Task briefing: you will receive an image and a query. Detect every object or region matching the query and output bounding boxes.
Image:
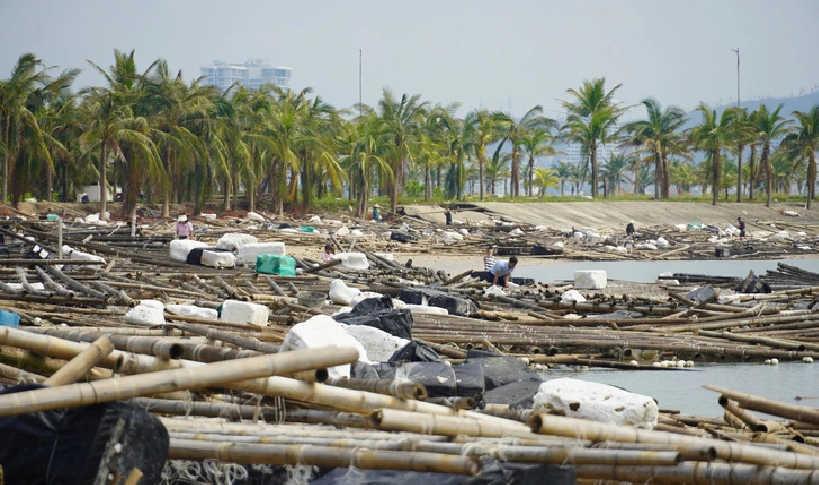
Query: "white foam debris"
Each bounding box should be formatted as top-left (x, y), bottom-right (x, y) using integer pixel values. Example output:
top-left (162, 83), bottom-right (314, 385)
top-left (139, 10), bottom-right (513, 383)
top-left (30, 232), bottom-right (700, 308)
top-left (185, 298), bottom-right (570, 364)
top-left (220, 299), bottom-right (269, 326)
top-left (310, 215), bottom-right (322, 223)
top-left (374, 253), bottom-right (394, 261)
top-left (336, 227), bottom-right (350, 236)
top-left (236, 242), bottom-right (286, 264)
top-left (534, 377), bottom-right (660, 429)
top-left (329, 279), bottom-right (360, 305)
top-left (655, 237), bottom-right (669, 248)
top-left (62, 245), bottom-right (106, 264)
top-left (673, 223), bottom-right (687, 232)
top-left (783, 210), bottom-right (799, 216)
top-left (247, 211), bottom-right (265, 222)
top-left (402, 304), bottom-right (449, 315)
top-left (125, 300), bottom-right (165, 326)
top-left (166, 305), bottom-right (218, 320)
top-left (169, 239), bottom-right (208, 262)
top-left (769, 231), bottom-right (790, 241)
top-left (350, 229), bottom-right (364, 237)
top-left (201, 250), bottom-right (236, 268)
top-left (201, 213), bottom-right (217, 221)
top-left (574, 270), bottom-right (607, 290)
top-left (442, 230), bottom-right (463, 241)
top-left (280, 315), bottom-right (368, 378)
top-left (216, 233), bottom-right (258, 251)
top-left (334, 253), bottom-right (369, 270)
top-left (349, 291), bottom-right (385, 307)
top-left (561, 290), bottom-right (586, 302)
top-left (342, 324), bottom-right (409, 362)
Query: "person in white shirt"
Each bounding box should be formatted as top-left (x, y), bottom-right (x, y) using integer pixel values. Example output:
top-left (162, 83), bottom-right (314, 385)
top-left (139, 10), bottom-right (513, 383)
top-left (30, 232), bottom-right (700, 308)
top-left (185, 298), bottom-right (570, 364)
top-left (490, 256), bottom-right (518, 288)
top-left (321, 244), bottom-right (335, 263)
top-left (175, 214), bottom-right (194, 240)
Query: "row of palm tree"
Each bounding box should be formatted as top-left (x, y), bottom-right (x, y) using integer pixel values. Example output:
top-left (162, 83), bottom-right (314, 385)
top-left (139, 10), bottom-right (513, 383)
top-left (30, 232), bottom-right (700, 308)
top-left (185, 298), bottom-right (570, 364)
top-left (2, 51), bottom-right (819, 221)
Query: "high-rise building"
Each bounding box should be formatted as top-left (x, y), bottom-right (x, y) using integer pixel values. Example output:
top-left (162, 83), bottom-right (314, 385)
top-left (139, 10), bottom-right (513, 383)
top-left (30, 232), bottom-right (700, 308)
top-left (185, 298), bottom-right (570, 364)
top-left (200, 59), bottom-right (291, 93)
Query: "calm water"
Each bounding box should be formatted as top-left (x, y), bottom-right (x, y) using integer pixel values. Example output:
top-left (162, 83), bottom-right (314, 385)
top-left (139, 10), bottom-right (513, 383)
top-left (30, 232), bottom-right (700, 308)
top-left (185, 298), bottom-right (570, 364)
top-left (517, 258), bottom-right (819, 284)
top-left (544, 363), bottom-right (819, 418)
top-left (517, 258), bottom-right (819, 417)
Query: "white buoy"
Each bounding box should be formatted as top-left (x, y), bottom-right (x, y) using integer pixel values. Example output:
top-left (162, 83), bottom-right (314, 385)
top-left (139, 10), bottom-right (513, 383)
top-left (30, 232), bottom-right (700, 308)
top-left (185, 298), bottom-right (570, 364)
top-left (652, 361), bottom-right (661, 367)
top-left (629, 360), bottom-right (638, 366)
top-left (764, 359), bottom-right (772, 365)
top-left (686, 361), bottom-right (695, 368)
top-left (804, 357), bottom-right (814, 363)
top-left (770, 358), bottom-right (779, 366)
top-left (676, 360), bottom-right (686, 368)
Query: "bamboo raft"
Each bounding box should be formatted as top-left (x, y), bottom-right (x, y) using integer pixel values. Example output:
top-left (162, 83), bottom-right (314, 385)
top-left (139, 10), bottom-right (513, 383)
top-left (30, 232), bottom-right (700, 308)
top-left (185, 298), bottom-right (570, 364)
top-left (0, 213), bottom-right (817, 483)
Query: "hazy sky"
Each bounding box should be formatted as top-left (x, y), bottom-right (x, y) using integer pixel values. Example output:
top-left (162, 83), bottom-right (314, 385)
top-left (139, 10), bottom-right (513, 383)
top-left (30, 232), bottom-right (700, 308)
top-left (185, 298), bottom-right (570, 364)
top-left (2, 1), bottom-right (818, 119)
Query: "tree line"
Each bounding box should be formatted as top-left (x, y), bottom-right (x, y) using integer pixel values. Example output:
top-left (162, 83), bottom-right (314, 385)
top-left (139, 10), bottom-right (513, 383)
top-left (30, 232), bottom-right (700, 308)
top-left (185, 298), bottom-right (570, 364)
top-left (2, 50), bottom-right (818, 220)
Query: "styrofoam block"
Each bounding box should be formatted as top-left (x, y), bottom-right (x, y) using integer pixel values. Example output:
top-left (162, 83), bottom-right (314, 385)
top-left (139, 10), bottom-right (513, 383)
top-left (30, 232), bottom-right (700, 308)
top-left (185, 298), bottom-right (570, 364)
top-left (770, 231), bottom-right (790, 241)
top-left (216, 232), bottom-right (258, 250)
top-left (334, 253), bottom-right (369, 270)
top-left (309, 215), bottom-right (322, 223)
top-left (380, 231), bottom-right (393, 238)
top-left (139, 299), bottom-right (165, 310)
top-left (673, 224), bottom-right (687, 232)
top-left (534, 378), bottom-right (660, 429)
top-left (374, 253), bottom-right (394, 261)
top-left (221, 299), bottom-right (269, 326)
top-left (656, 237), bottom-right (669, 248)
top-left (510, 228), bottom-right (525, 237)
top-left (572, 231), bottom-right (584, 239)
top-left (329, 279), bottom-right (360, 305)
top-left (169, 239), bottom-right (208, 261)
top-left (201, 213), bottom-right (217, 221)
top-left (350, 229), bottom-right (364, 237)
top-left (574, 270), bottom-right (607, 290)
top-left (553, 241), bottom-right (564, 248)
top-left (6, 282), bottom-right (45, 291)
top-left (797, 231), bottom-right (807, 237)
top-left (86, 213), bottom-right (100, 223)
top-left (752, 230), bottom-right (771, 239)
top-left (561, 290), bottom-right (586, 302)
top-left (349, 291), bottom-right (384, 307)
top-left (580, 227), bottom-right (599, 238)
top-left (236, 242), bottom-right (286, 264)
top-left (247, 211), bottom-right (265, 222)
top-left (459, 228), bottom-right (469, 235)
top-left (69, 248), bottom-right (106, 264)
top-left (280, 315), bottom-right (368, 378)
top-left (201, 250), bottom-right (236, 268)
top-left (342, 324), bottom-right (409, 362)
top-left (484, 286), bottom-right (506, 297)
top-left (403, 304), bottom-right (449, 316)
top-left (443, 230), bottom-right (463, 240)
top-left (125, 305), bottom-right (165, 326)
top-left (166, 304), bottom-right (218, 320)
top-left (783, 210), bottom-right (799, 216)
top-left (336, 227), bottom-right (350, 236)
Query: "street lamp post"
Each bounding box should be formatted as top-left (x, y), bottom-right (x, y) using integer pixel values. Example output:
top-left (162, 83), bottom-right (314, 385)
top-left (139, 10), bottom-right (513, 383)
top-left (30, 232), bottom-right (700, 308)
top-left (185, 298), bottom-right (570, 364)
top-left (733, 47), bottom-right (741, 202)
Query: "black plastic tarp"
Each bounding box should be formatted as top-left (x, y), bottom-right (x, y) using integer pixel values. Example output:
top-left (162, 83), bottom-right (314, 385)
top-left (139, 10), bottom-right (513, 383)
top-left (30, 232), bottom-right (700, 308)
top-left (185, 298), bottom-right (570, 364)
top-left (334, 308), bottom-right (413, 340)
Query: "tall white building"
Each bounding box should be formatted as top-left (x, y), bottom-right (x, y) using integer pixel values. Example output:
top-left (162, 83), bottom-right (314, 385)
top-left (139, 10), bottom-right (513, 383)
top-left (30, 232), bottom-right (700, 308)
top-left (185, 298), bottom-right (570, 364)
top-left (200, 60), bottom-right (292, 93)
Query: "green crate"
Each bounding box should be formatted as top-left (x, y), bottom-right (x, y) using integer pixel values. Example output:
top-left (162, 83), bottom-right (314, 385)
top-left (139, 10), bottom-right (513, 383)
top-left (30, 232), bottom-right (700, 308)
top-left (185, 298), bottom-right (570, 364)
top-left (256, 254), bottom-right (297, 276)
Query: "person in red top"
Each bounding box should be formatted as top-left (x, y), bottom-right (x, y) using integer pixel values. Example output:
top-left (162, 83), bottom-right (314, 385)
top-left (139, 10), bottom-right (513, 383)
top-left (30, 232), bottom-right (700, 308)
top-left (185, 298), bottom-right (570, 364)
top-left (175, 214), bottom-right (194, 240)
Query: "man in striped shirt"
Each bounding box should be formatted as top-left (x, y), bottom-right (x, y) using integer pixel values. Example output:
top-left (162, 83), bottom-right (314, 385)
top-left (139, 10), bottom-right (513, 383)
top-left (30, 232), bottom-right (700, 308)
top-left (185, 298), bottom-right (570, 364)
top-left (483, 248), bottom-right (496, 271)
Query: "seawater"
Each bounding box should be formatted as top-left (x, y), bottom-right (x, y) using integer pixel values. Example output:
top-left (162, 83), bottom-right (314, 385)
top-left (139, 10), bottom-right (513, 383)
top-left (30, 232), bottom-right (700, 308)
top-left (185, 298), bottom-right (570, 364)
top-left (517, 258), bottom-right (819, 417)
top-left (516, 257), bottom-right (819, 284)
top-left (543, 362), bottom-right (819, 418)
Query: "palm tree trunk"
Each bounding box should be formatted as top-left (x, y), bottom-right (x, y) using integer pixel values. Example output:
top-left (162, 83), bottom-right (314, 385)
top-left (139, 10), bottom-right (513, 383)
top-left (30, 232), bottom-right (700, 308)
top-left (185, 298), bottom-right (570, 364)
top-left (590, 145), bottom-right (598, 198)
top-left (749, 145), bottom-right (757, 200)
top-left (527, 155), bottom-right (535, 197)
top-left (808, 151), bottom-right (816, 210)
top-left (99, 138), bottom-right (108, 220)
top-left (222, 178), bottom-right (230, 212)
top-left (510, 146), bottom-right (519, 198)
top-left (232, 173), bottom-right (240, 211)
top-left (653, 151), bottom-right (662, 200)
top-left (2, 116), bottom-right (10, 204)
top-left (736, 144), bottom-right (743, 202)
top-left (712, 150), bottom-right (720, 206)
top-left (762, 143), bottom-right (772, 207)
top-left (162, 146), bottom-right (171, 218)
top-left (425, 161), bottom-right (431, 202)
top-left (661, 154), bottom-right (670, 199)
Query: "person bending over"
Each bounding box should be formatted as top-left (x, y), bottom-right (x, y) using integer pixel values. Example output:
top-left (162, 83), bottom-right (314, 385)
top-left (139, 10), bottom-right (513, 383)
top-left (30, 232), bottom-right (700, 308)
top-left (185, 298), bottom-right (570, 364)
top-left (491, 256), bottom-right (518, 288)
top-left (737, 217), bottom-right (746, 240)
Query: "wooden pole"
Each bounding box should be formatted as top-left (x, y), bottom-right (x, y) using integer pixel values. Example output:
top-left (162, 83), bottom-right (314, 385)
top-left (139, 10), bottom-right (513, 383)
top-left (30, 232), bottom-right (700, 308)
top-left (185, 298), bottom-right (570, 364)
top-left (44, 335), bottom-right (115, 386)
top-left (705, 385), bottom-right (819, 425)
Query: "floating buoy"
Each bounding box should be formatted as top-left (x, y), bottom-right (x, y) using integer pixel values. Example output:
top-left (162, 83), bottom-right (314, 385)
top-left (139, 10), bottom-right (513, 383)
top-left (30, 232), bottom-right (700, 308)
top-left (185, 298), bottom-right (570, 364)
top-left (804, 357), bottom-right (814, 364)
top-left (765, 359), bottom-right (772, 365)
top-left (676, 360), bottom-right (686, 368)
top-left (629, 360), bottom-right (638, 366)
top-left (652, 361), bottom-right (661, 367)
top-left (770, 358), bottom-right (779, 366)
top-left (686, 361), bottom-right (695, 368)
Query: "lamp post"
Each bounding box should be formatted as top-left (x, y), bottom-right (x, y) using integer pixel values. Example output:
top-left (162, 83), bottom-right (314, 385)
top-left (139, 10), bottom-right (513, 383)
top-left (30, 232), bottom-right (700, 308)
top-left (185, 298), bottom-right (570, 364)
top-left (733, 48), bottom-right (741, 202)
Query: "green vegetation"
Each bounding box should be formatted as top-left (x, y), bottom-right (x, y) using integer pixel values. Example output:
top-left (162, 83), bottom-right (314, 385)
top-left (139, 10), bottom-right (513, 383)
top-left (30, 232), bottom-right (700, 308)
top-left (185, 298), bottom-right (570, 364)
top-left (2, 50), bottom-right (818, 219)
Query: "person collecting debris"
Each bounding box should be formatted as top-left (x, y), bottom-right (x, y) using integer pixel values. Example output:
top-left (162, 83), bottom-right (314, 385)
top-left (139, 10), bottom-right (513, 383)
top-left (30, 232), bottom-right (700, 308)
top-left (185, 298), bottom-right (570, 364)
top-left (175, 214), bottom-right (194, 240)
top-left (372, 204), bottom-right (382, 222)
top-left (483, 247), bottom-right (496, 271)
top-left (626, 221), bottom-right (635, 237)
top-left (737, 217), bottom-right (746, 241)
top-left (490, 256), bottom-right (518, 288)
top-left (321, 244), bottom-right (335, 263)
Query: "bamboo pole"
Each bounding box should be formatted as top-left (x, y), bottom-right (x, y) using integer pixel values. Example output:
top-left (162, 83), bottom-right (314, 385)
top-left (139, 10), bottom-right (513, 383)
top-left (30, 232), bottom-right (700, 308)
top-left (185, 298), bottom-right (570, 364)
top-left (326, 377), bottom-right (427, 401)
top-left (0, 346), bottom-right (359, 417)
top-left (529, 414), bottom-right (819, 469)
top-left (168, 439), bottom-right (481, 476)
top-left (369, 408), bottom-right (532, 438)
top-left (706, 385), bottom-right (819, 425)
top-left (44, 335), bottom-right (115, 386)
top-left (574, 462), bottom-right (819, 484)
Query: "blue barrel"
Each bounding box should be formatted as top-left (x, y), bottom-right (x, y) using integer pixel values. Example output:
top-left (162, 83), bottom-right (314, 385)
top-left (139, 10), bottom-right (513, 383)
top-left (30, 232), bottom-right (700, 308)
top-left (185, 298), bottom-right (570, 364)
top-left (0, 309), bottom-right (20, 327)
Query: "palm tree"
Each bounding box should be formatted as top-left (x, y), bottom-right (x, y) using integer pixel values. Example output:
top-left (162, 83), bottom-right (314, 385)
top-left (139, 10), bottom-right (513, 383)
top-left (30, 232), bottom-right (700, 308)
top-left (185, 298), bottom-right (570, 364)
top-left (533, 168), bottom-right (559, 197)
top-left (599, 151), bottom-right (632, 197)
top-left (729, 108), bottom-right (754, 202)
top-left (785, 105), bottom-right (819, 208)
top-left (553, 160), bottom-right (574, 196)
top-left (503, 105), bottom-right (556, 198)
top-left (467, 109), bottom-right (509, 201)
top-left (622, 98), bottom-right (687, 199)
top-left (485, 141), bottom-right (510, 195)
top-left (378, 89), bottom-right (427, 212)
top-left (560, 78), bottom-right (628, 198)
top-left (0, 53), bottom-right (72, 204)
top-left (340, 113), bottom-right (394, 217)
top-left (669, 158), bottom-right (698, 195)
top-left (751, 104), bottom-right (792, 207)
top-left (689, 103), bottom-right (735, 205)
top-left (518, 120), bottom-right (558, 197)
